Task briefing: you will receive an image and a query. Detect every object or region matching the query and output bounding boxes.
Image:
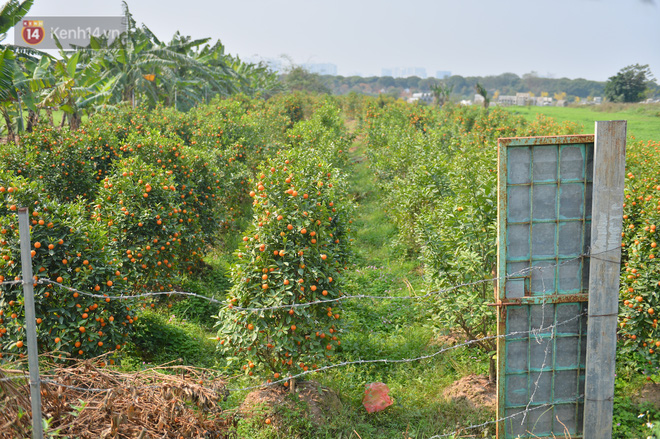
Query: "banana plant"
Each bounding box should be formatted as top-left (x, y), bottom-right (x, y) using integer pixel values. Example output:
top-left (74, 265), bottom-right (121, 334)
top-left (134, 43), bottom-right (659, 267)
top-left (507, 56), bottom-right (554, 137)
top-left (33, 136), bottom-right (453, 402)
top-left (227, 54), bottom-right (282, 98)
top-left (15, 54), bottom-right (56, 130)
top-left (83, 3), bottom-right (230, 109)
top-left (0, 0), bottom-right (42, 139)
top-left (40, 39), bottom-right (116, 129)
top-left (0, 0), bottom-right (33, 41)
top-left (0, 47), bottom-right (20, 139)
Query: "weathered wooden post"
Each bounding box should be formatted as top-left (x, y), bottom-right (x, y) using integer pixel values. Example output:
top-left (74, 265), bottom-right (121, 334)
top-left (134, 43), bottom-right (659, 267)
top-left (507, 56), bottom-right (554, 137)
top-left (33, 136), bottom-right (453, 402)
top-left (583, 120), bottom-right (627, 439)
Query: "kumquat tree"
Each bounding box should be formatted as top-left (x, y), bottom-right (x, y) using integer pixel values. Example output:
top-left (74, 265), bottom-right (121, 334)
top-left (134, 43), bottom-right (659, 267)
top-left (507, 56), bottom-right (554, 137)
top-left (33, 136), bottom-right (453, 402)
top-left (0, 173), bottom-right (134, 362)
top-left (363, 103), bottom-right (583, 379)
top-left (0, 98), bottom-right (293, 362)
top-left (215, 106), bottom-right (354, 383)
top-left (215, 162), bottom-right (351, 381)
top-left (619, 139), bottom-right (660, 372)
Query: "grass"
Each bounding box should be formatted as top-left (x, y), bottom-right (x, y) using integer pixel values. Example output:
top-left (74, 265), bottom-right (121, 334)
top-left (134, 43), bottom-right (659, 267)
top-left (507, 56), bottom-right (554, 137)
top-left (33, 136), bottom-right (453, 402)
top-left (125, 308), bottom-right (222, 369)
top-left (502, 103), bottom-right (660, 142)
top-left (299, 128), bottom-right (494, 438)
top-left (1, 109), bottom-right (89, 138)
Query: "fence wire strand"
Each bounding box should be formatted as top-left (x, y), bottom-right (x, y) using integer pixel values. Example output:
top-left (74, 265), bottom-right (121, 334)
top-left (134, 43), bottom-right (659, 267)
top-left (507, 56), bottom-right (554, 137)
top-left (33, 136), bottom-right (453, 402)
top-left (3, 246), bottom-right (619, 315)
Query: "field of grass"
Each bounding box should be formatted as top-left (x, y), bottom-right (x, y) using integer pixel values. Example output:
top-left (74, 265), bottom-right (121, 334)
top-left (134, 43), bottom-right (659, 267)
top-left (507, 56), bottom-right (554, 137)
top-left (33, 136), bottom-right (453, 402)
top-left (501, 103), bottom-right (660, 142)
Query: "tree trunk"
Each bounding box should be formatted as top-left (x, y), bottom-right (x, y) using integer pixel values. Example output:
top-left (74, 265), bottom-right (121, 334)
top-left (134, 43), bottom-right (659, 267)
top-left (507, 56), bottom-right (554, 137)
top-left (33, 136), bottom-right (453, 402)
top-left (489, 355), bottom-right (497, 383)
top-left (70, 112), bottom-right (82, 131)
top-left (26, 109), bottom-right (39, 132)
top-left (46, 108), bottom-right (54, 127)
top-left (1, 108), bottom-right (15, 144)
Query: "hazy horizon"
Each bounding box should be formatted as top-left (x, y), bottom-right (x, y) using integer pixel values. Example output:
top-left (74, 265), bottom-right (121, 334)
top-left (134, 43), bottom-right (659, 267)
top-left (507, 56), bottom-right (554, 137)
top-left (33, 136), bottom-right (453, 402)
top-left (7, 0), bottom-right (660, 82)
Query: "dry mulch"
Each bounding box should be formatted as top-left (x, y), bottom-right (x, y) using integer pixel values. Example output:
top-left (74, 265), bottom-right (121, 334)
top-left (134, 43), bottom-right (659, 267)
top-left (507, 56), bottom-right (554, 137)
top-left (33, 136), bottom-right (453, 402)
top-left (0, 357), bottom-right (232, 438)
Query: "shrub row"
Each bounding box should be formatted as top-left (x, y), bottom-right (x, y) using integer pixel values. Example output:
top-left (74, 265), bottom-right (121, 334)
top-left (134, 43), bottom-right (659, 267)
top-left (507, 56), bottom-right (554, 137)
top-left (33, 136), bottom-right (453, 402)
top-left (0, 96), bottom-right (301, 360)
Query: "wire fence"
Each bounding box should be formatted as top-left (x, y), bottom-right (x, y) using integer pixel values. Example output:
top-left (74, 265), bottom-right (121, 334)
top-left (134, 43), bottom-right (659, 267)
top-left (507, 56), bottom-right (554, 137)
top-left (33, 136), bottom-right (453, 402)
top-left (0, 246), bottom-right (610, 438)
top-left (0, 315), bottom-right (585, 439)
top-left (10, 247), bottom-right (608, 311)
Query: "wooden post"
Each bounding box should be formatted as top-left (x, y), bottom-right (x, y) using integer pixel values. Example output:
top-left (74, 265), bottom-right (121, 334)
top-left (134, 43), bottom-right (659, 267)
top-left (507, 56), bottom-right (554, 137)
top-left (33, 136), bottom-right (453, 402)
top-left (583, 121), bottom-right (626, 439)
top-left (18, 208), bottom-right (44, 439)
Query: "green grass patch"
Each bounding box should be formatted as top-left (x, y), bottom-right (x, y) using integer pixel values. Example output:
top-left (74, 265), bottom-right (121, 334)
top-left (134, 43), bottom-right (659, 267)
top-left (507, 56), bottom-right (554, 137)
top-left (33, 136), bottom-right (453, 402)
top-left (125, 308), bottom-right (221, 369)
top-left (502, 103), bottom-right (660, 141)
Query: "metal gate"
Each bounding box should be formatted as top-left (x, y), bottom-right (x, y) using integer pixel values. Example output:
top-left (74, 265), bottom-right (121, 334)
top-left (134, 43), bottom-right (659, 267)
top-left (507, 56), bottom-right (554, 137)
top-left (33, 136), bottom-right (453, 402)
top-left (496, 135), bottom-right (596, 438)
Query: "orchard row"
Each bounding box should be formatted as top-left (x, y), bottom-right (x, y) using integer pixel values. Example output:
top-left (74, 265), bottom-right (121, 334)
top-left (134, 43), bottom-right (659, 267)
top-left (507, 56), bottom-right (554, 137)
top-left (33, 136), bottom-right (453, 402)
top-left (364, 102), bottom-right (659, 371)
top-left (0, 93), bottom-right (342, 361)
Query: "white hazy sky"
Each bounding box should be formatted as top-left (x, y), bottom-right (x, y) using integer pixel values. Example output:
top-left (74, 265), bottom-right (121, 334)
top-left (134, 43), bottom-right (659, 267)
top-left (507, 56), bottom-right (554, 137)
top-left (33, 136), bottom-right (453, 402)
top-left (8, 0), bottom-right (660, 81)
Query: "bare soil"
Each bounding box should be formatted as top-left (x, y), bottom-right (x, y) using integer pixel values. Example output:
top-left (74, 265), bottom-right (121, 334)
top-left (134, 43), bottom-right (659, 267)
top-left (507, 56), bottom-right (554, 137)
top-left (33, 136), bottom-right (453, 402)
top-left (634, 382), bottom-right (660, 410)
top-left (239, 380), bottom-right (342, 428)
top-left (443, 374), bottom-right (496, 411)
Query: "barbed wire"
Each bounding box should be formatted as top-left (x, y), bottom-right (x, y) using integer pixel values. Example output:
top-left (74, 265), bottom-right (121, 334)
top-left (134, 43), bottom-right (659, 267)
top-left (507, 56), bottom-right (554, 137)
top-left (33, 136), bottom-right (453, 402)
top-left (0, 279), bottom-right (24, 287)
top-left (426, 399), bottom-right (585, 439)
top-left (34, 278), bottom-right (225, 304)
top-left (0, 375), bottom-right (28, 383)
top-left (0, 310), bottom-right (585, 439)
top-left (231, 312), bottom-right (586, 392)
top-left (0, 246), bottom-right (619, 316)
top-left (0, 284), bottom-right (593, 438)
top-left (0, 310), bottom-right (584, 398)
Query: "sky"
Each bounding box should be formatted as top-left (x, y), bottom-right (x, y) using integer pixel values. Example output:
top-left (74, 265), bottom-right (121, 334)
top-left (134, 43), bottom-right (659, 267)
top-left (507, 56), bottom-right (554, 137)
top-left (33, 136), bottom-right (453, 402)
top-left (7, 0), bottom-right (660, 81)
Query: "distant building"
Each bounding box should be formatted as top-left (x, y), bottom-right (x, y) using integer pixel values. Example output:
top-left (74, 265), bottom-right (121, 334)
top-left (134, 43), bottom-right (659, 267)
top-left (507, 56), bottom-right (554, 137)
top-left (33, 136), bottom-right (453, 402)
top-left (536, 96), bottom-right (553, 106)
top-left (498, 95), bottom-right (517, 106)
top-left (496, 93), bottom-right (554, 107)
top-left (302, 63), bottom-right (338, 75)
top-left (435, 70), bottom-right (451, 79)
top-left (247, 57), bottom-right (284, 73)
top-left (408, 92), bottom-right (433, 104)
top-left (516, 93), bottom-right (531, 106)
top-left (413, 67), bottom-right (427, 78)
top-left (383, 67), bottom-right (427, 78)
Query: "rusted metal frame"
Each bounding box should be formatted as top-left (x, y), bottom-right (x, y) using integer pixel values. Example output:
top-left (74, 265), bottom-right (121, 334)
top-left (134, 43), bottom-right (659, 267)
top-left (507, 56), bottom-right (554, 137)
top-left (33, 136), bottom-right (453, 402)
top-left (496, 137), bottom-right (509, 438)
top-left (498, 134), bottom-right (595, 148)
top-left (491, 294), bottom-right (589, 307)
top-left (497, 135), bottom-right (596, 439)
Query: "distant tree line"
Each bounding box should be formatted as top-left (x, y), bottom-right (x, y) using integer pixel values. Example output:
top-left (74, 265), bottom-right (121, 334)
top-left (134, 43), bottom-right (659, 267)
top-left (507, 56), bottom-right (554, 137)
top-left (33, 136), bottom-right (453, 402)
top-left (304, 70), bottom-right (659, 103)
